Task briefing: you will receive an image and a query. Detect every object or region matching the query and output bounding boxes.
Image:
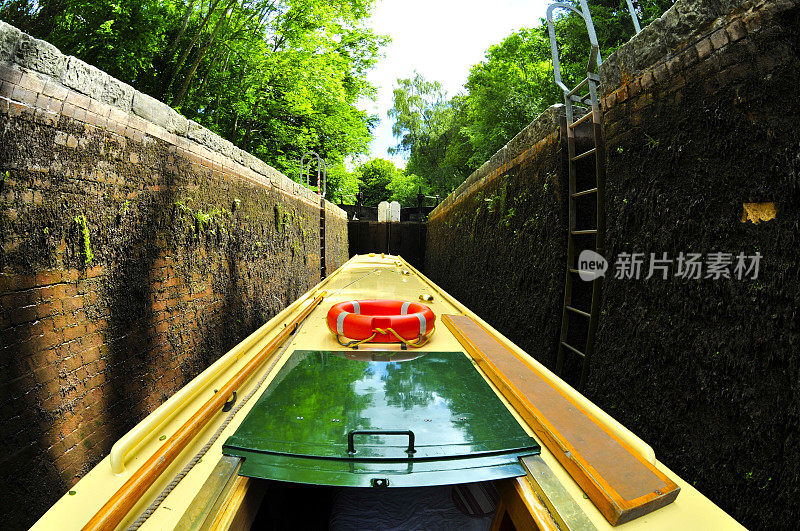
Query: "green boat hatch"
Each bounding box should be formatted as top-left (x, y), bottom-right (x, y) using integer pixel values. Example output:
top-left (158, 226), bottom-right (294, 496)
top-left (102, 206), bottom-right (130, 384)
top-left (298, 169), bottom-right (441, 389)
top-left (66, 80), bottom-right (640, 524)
top-left (222, 350), bottom-right (540, 487)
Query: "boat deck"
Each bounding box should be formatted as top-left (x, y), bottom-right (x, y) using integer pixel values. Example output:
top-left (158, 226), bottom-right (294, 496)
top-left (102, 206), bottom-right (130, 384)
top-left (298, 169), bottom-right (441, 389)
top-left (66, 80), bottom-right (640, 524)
top-left (34, 254), bottom-right (742, 530)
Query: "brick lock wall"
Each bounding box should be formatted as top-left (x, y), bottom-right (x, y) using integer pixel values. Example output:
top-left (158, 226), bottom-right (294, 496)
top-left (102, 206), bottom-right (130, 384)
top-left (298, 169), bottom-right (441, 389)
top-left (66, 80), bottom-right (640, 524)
top-left (425, 107), bottom-right (571, 370)
top-left (0, 25), bottom-right (348, 529)
top-left (589, 0), bottom-right (800, 526)
top-left (425, 0), bottom-right (800, 526)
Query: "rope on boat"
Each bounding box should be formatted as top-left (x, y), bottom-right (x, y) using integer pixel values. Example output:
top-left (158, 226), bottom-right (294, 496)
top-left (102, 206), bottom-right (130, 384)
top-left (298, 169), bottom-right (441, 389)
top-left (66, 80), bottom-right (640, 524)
top-left (327, 267), bottom-right (378, 298)
top-left (331, 325), bottom-right (435, 349)
top-left (127, 318), bottom-right (308, 530)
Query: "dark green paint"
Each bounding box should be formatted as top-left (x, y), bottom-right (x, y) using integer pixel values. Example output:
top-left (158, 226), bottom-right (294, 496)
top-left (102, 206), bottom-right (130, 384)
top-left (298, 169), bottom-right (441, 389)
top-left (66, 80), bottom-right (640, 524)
top-left (223, 350), bottom-right (539, 487)
top-left (234, 451), bottom-right (535, 488)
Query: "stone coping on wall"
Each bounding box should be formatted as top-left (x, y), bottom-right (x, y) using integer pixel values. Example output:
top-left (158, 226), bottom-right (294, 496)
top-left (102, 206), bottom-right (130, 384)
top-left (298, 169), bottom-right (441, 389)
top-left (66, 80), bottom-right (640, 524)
top-left (429, 104), bottom-right (586, 220)
top-left (597, 0), bottom-right (781, 95)
top-left (0, 20), bottom-right (346, 219)
top-left (430, 0), bottom-right (782, 218)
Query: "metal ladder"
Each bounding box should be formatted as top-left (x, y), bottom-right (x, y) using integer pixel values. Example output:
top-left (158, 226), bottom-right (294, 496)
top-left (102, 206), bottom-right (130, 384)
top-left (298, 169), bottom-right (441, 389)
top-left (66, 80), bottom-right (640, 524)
top-left (546, 0), bottom-right (607, 391)
top-left (300, 152), bottom-right (328, 279)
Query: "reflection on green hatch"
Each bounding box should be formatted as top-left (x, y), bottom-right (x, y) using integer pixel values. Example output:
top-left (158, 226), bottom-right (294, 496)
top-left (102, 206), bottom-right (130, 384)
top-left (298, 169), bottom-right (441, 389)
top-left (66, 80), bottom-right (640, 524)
top-left (223, 350), bottom-right (540, 487)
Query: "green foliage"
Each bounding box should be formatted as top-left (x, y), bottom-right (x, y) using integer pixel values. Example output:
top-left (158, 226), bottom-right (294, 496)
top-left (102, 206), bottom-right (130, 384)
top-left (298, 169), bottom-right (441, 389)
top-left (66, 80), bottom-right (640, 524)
top-left (195, 207), bottom-right (225, 232)
top-left (352, 157), bottom-right (431, 207)
top-left (326, 162), bottom-right (361, 204)
top-left (387, 73), bottom-right (466, 195)
top-left (355, 157), bottom-right (399, 206)
top-left (73, 214), bottom-right (94, 264)
top-left (461, 28), bottom-right (559, 166)
top-left (274, 204), bottom-right (284, 232)
top-left (388, 172), bottom-right (429, 206)
top-left (388, 0), bottom-right (675, 198)
top-left (387, 72), bottom-right (447, 155)
top-left (1, 0), bottom-right (388, 180)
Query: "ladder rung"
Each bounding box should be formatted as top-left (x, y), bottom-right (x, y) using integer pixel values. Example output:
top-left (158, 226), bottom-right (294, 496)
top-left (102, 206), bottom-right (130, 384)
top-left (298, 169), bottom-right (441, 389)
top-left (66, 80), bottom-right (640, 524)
top-left (571, 148), bottom-right (597, 162)
top-left (569, 112), bottom-right (594, 128)
top-left (567, 77), bottom-right (589, 97)
top-left (566, 305), bottom-right (591, 318)
top-left (571, 187), bottom-right (598, 198)
top-left (571, 229), bottom-right (598, 235)
top-left (561, 341), bottom-right (586, 358)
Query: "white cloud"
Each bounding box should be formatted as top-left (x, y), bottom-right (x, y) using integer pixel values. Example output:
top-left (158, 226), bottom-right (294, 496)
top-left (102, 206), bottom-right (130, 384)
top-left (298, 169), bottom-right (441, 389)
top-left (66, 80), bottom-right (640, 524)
top-left (360, 0), bottom-right (551, 168)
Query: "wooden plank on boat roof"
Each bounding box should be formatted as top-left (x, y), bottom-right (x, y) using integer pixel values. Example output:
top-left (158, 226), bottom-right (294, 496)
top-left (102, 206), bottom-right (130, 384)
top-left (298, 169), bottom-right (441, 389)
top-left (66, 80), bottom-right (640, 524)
top-left (442, 314), bottom-right (680, 526)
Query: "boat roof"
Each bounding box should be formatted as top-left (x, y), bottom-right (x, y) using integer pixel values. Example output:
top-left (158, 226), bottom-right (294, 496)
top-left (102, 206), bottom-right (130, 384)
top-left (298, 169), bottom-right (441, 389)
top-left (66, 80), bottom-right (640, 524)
top-left (33, 254), bottom-right (742, 530)
top-left (222, 349), bottom-right (540, 487)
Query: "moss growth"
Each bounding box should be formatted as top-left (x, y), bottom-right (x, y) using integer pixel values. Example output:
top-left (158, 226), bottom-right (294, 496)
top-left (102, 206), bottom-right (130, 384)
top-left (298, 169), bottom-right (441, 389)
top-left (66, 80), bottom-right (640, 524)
top-left (274, 204), bottom-right (284, 232)
top-left (195, 208), bottom-right (225, 232)
top-left (174, 197), bottom-right (228, 233)
top-left (73, 214), bottom-right (94, 265)
top-left (174, 198), bottom-right (192, 214)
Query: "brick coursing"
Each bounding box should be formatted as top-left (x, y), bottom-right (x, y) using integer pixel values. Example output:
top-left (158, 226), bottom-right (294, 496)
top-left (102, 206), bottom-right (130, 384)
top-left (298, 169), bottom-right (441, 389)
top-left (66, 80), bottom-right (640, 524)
top-left (0, 30), bottom-right (347, 530)
top-left (426, 0), bottom-right (800, 527)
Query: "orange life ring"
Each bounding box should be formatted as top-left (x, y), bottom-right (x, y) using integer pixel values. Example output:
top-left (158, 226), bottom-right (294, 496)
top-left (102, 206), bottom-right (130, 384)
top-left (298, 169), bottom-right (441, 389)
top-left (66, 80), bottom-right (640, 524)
top-left (326, 299), bottom-right (436, 347)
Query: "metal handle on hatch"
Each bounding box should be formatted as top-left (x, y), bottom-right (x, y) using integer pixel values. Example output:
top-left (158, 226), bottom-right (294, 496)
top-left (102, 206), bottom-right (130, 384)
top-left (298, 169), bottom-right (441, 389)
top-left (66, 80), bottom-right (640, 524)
top-left (347, 430), bottom-right (416, 455)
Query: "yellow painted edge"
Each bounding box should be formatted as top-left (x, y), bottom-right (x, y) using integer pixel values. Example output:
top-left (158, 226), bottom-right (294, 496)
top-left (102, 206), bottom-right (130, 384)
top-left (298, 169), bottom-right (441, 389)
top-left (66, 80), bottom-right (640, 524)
top-left (396, 254), bottom-right (657, 464)
top-left (107, 256), bottom-right (356, 473)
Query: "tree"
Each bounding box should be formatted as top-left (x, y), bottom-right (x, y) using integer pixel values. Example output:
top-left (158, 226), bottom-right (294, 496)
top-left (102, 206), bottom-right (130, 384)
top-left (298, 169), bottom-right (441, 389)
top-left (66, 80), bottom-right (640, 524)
top-left (462, 27), bottom-right (559, 166)
top-left (388, 172), bottom-right (429, 206)
top-left (385, 0), bottom-right (676, 199)
top-left (326, 162), bottom-right (361, 204)
top-left (356, 158), bottom-right (398, 207)
top-left (388, 72), bottom-right (468, 196)
top-left (387, 72), bottom-right (447, 155)
top-left (0, 0), bottom-right (388, 184)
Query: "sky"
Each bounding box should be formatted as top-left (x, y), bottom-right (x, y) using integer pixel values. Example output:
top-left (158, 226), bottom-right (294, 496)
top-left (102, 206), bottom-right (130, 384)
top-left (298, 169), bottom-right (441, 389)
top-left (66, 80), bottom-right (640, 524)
top-left (360, 0), bottom-right (551, 168)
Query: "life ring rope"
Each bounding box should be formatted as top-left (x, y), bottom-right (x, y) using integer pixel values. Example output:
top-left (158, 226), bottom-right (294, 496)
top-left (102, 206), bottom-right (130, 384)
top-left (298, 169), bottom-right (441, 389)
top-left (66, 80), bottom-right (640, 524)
top-left (326, 319), bottom-right (436, 349)
top-left (325, 299), bottom-right (436, 349)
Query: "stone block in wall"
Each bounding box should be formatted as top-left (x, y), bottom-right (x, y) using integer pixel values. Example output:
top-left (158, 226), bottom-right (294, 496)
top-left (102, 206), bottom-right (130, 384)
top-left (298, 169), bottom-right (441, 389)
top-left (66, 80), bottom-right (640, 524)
top-left (505, 104), bottom-right (566, 160)
top-left (232, 146), bottom-right (249, 167)
top-left (165, 107), bottom-right (188, 135)
top-left (132, 91), bottom-right (171, 130)
top-left (188, 119), bottom-right (228, 153)
top-left (62, 56), bottom-right (108, 101)
top-left (100, 78), bottom-right (135, 113)
top-left (13, 33), bottom-right (66, 79)
top-left (217, 137), bottom-right (236, 160)
top-left (0, 20), bottom-right (22, 62)
top-left (599, 0), bottom-right (753, 94)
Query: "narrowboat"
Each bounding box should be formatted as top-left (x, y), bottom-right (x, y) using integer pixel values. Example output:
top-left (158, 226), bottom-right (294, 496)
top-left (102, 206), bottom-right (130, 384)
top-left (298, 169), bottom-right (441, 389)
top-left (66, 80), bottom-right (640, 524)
top-left (33, 254), bottom-right (742, 530)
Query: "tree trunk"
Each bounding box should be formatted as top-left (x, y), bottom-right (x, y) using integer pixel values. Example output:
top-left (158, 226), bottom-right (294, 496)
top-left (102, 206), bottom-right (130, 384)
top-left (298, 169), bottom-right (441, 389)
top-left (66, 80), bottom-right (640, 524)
top-left (173, 2), bottom-right (235, 108)
top-left (164, 0), bottom-right (225, 101)
top-left (169, 0), bottom-right (197, 53)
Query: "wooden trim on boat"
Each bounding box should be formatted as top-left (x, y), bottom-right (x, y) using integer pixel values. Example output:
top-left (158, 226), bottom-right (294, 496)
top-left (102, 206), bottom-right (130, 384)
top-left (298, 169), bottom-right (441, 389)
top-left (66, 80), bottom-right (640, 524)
top-left (176, 456), bottom-right (242, 530)
top-left (493, 477), bottom-right (559, 531)
top-left (207, 476), bottom-right (267, 531)
top-left (521, 455), bottom-right (596, 530)
top-left (81, 293), bottom-right (326, 531)
top-left (443, 314), bottom-right (680, 526)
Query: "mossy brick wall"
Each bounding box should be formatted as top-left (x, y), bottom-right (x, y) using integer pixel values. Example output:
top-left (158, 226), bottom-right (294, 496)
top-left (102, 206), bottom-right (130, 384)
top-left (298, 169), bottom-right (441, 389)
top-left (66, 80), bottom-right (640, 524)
top-left (0, 23), bottom-right (347, 530)
top-left (590, 0), bottom-right (799, 526)
top-left (425, 0), bottom-right (799, 526)
top-left (426, 106), bottom-right (572, 370)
